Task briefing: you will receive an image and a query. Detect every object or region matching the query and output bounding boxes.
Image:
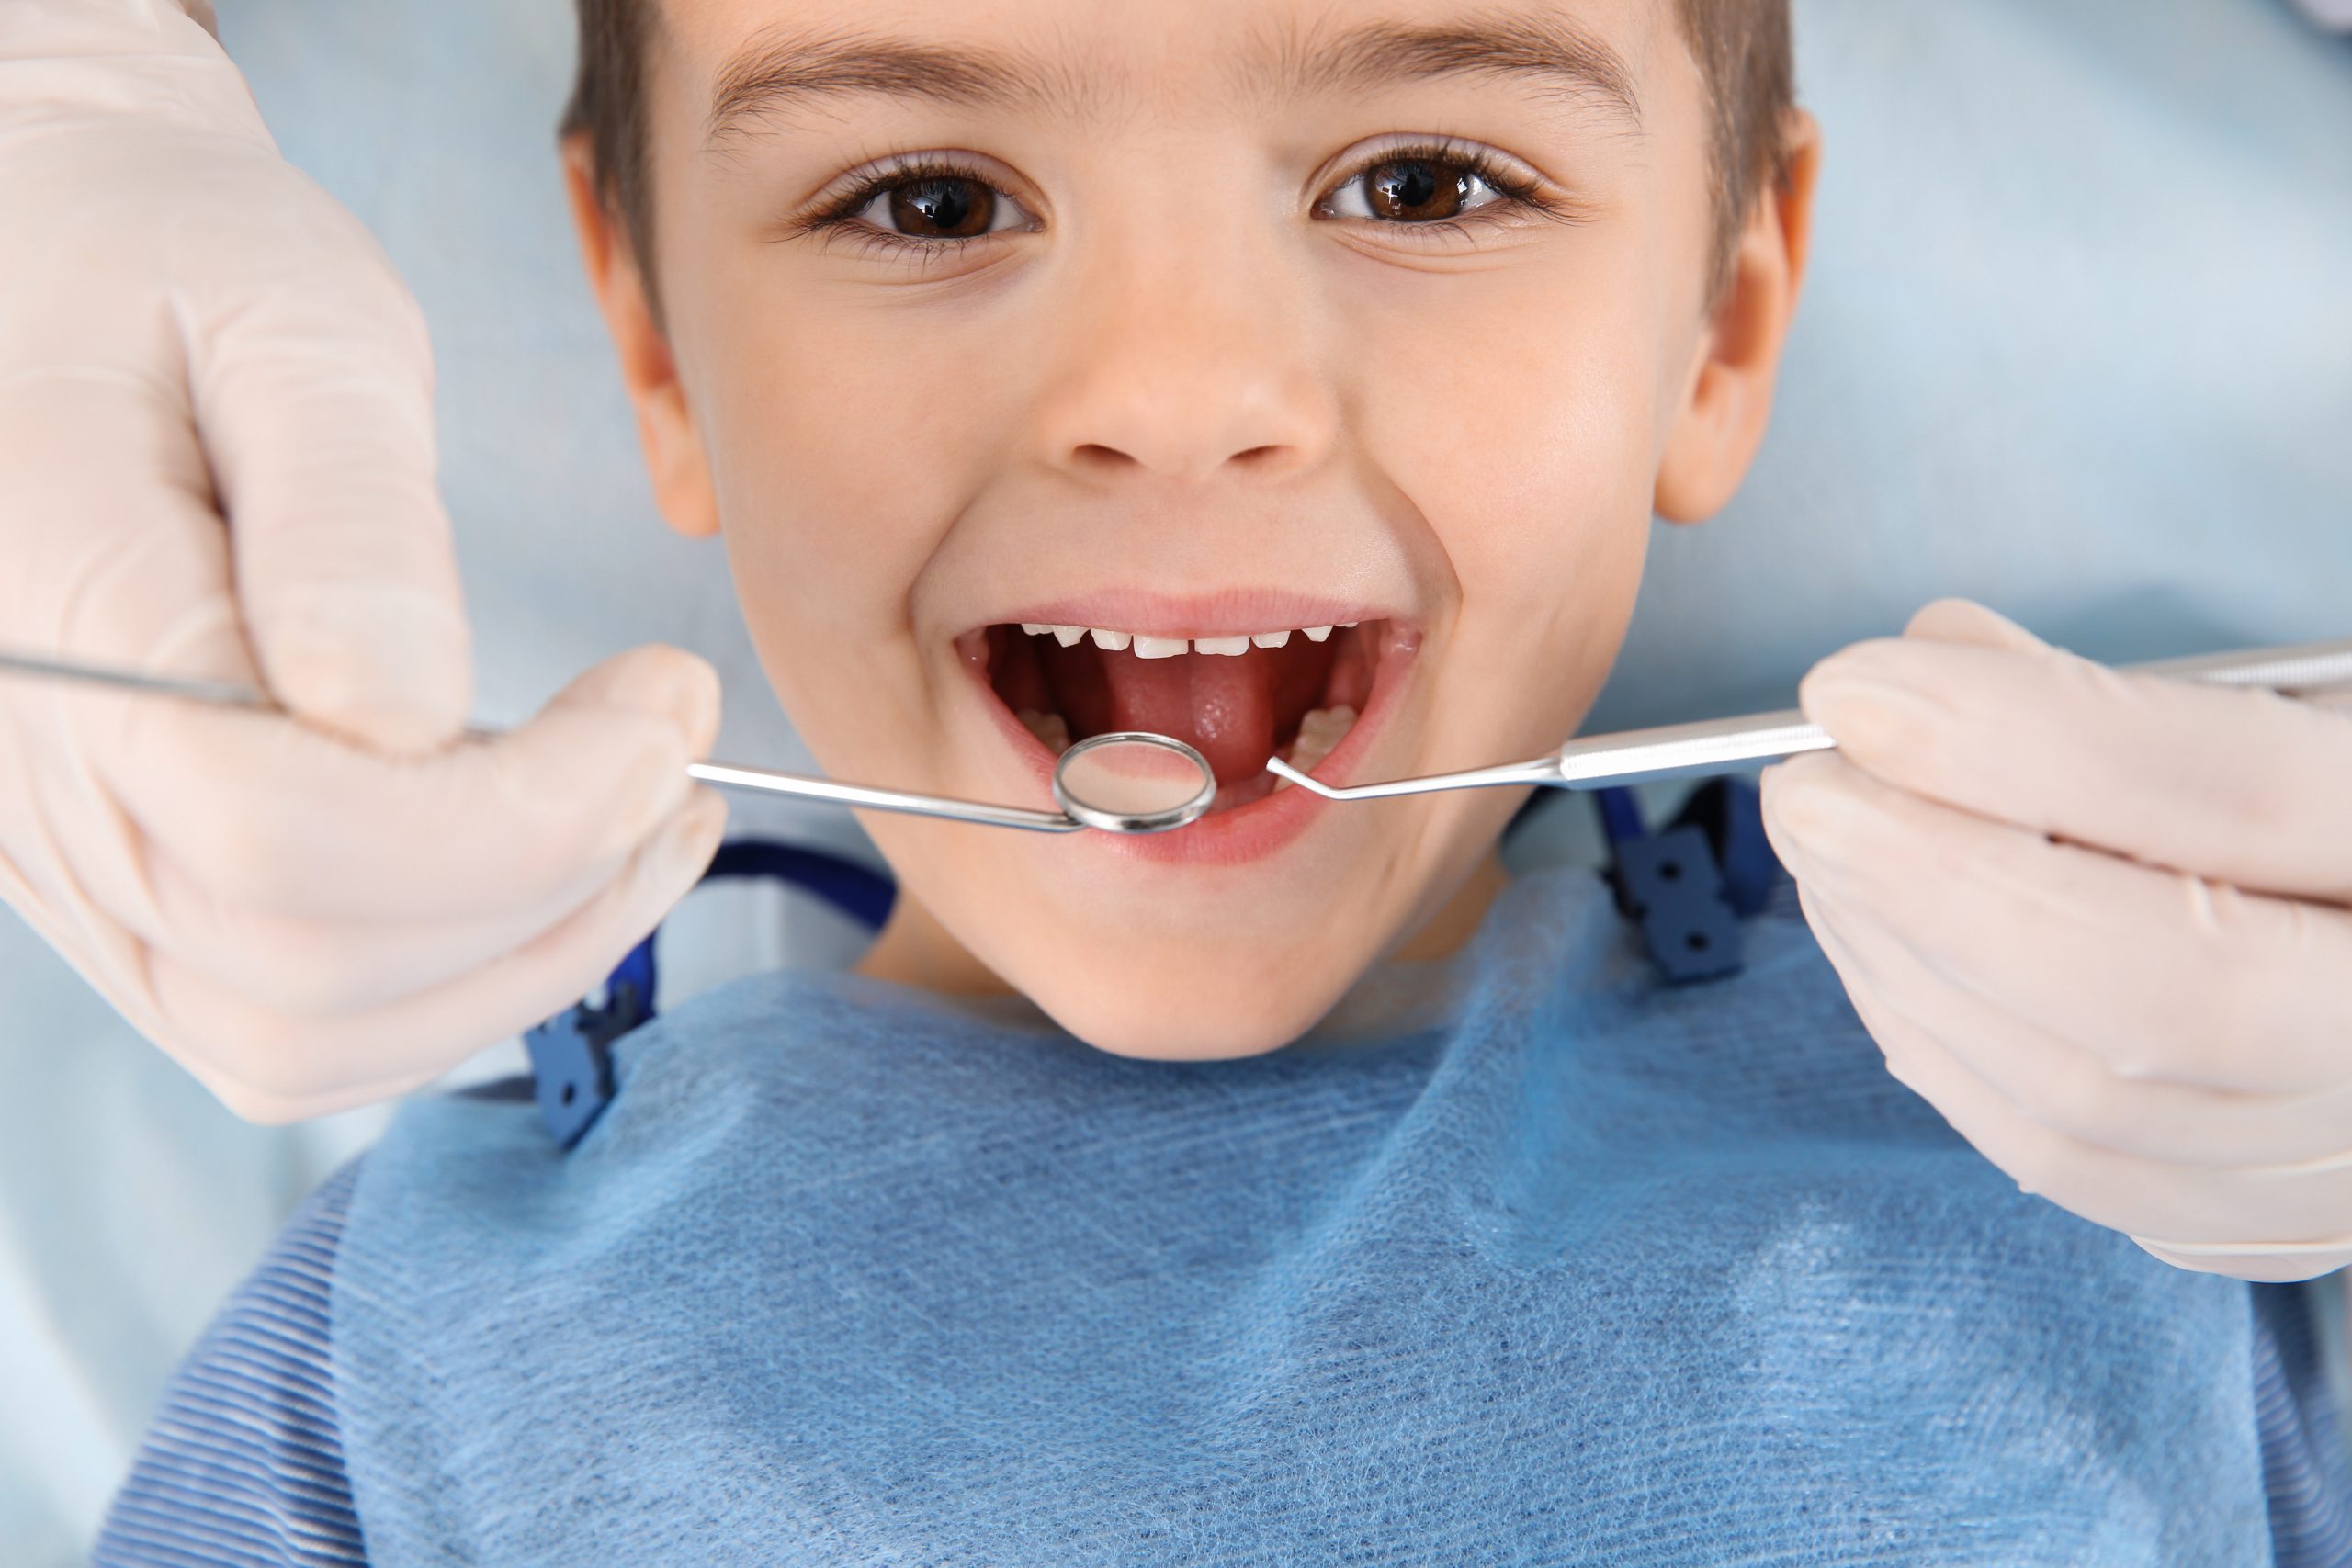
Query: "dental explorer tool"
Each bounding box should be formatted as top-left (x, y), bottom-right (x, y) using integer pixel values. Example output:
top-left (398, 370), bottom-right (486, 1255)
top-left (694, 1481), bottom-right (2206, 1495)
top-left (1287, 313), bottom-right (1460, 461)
top-left (1264, 637), bottom-right (2352, 803)
top-left (0, 649), bottom-right (1218, 836)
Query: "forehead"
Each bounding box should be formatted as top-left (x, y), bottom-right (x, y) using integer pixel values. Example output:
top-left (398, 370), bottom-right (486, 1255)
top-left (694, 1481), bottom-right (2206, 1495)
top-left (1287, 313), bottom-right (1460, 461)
top-left (657, 0), bottom-right (1677, 139)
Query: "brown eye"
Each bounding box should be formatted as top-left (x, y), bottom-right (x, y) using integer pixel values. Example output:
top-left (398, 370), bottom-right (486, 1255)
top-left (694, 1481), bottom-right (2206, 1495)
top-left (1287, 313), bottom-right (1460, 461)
top-left (1319, 151), bottom-right (1519, 226)
top-left (1365, 160), bottom-right (1469, 221)
top-left (885, 177), bottom-right (996, 239)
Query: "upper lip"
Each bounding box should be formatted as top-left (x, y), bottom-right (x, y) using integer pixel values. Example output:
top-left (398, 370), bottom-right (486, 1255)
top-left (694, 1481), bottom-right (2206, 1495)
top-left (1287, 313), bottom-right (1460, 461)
top-left (966, 590), bottom-right (1412, 642)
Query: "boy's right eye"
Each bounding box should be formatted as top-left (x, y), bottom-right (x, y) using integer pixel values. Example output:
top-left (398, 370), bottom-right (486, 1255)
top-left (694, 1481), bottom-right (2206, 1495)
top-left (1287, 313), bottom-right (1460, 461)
top-left (844, 174), bottom-right (1038, 243)
top-left (792, 157), bottom-right (1043, 255)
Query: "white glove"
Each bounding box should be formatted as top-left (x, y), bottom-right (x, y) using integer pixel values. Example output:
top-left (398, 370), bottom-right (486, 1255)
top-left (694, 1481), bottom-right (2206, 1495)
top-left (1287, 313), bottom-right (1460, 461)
top-left (1761, 600), bottom-right (2352, 1281)
top-left (0, 1), bottom-right (726, 1121)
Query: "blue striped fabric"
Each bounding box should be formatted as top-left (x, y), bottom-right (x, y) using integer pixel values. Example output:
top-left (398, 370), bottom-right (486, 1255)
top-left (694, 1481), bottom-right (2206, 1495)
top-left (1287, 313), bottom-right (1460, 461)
top-left (93, 1164), bottom-right (365, 1568)
top-left (95, 1149), bottom-right (2352, 1567)
top-left (82, 828), bottom-right (2352, 1562)
top-left (2259, 1269), bottom-right (2352, 1565)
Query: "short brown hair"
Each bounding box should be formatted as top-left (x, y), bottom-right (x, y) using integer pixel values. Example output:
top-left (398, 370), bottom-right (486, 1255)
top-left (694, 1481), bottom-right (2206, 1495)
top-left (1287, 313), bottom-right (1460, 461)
top-left (564, 1), bottom-right (1793, 299)
top-left (1672, 0), bottom-right (1798, 298)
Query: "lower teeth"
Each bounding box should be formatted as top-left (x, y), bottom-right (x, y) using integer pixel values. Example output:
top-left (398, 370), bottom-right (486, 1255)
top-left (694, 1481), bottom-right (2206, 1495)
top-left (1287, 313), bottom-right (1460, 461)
top-left (1016, 708), bottom-right (1072, 754)
top-left (1272, 704), bottom-right (1358, 788)
top-left (1015, 702), bottom-right (1358, 786)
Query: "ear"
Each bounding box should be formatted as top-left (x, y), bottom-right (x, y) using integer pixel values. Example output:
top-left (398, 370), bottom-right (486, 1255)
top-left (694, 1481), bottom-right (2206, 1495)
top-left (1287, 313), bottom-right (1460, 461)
top-left (561, 135), bottom-right (721, 540)
top-left (1654, 109), bottom-right (1822, 525)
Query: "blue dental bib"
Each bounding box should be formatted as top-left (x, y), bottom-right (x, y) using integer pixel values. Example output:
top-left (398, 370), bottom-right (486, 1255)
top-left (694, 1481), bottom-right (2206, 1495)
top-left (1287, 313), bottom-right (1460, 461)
top-left (317, 865), bottom-right (2290, 1564)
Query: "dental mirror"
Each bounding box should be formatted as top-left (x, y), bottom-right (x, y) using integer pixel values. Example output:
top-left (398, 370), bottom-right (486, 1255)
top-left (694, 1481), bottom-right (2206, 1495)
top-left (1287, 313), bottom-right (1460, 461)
top-left (1050, 732), bottom-right (1219, 834)
top-left (0, 649), bottom-right (1218, 837)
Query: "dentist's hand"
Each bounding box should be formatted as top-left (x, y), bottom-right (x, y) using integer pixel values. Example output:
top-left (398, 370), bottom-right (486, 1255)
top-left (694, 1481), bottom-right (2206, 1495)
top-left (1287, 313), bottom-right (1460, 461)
top-left (1761, 600), bottom-right (2352, 1282)
top-left (0, 1), bottom-right (726, 1120)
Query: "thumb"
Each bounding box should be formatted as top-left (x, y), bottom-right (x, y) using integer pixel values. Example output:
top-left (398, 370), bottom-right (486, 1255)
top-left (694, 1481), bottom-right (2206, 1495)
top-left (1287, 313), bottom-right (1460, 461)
top-left (1901, 597), bottom-right (2051, 655)
top-left (189, 157), bottom-right (473, 754)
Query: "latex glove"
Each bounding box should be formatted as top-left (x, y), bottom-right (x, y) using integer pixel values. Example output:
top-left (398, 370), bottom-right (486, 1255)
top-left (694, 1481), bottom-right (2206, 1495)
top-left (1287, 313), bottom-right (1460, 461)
top-left (0, 1), bottom-right (727, 1121)
top-left (1760, 600), bottom-right (2352, 1282)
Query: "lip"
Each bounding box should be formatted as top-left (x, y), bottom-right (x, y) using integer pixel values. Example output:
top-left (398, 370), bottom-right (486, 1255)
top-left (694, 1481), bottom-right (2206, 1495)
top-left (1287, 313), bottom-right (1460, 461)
top-left (964, 611), bottom-right (1420, 866)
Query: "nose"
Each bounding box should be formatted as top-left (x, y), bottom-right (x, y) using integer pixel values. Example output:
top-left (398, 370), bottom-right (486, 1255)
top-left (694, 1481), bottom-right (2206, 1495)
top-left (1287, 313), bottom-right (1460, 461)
top-left (1028, 224), bottom-right (1340, 486)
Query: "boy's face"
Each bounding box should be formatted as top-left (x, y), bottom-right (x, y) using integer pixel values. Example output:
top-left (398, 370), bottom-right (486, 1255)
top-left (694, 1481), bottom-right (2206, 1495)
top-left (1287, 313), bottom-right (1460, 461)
top-left (574, 0), bottom-right (1812, 1057)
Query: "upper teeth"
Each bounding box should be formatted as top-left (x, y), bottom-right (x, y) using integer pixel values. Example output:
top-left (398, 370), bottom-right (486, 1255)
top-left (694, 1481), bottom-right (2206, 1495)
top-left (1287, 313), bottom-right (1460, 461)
top-left (1016, 622), bottom-right (1361, 655)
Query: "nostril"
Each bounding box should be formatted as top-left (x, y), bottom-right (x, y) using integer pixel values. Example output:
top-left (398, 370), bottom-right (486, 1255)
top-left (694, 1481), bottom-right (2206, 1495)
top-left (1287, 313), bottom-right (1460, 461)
top-left (1064, 440), bottom-right (1296, 479)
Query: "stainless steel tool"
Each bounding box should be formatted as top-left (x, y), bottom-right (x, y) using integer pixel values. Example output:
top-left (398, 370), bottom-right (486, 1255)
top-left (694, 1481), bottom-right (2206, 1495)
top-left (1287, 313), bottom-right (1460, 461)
top-left (1264, 637), bottom-right (2352, 803)
top-left (0, 649), bottom-right (1217, 836)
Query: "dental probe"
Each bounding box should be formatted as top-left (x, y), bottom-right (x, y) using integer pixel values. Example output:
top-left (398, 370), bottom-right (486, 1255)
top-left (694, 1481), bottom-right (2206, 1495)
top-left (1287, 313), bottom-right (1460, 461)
top-left (1265, 637), bottom-right (2352, 803)
top-left (0, 649), bottom-right (1218, 836)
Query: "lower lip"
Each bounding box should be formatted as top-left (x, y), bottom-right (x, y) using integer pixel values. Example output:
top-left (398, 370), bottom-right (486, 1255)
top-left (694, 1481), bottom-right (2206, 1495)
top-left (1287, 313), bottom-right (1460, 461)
top-left (970, 634), bottom-right (1418, 867)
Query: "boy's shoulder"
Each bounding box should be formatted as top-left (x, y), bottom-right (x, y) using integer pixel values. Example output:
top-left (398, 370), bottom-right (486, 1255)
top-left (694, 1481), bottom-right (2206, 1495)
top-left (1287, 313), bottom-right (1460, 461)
top-left (95, 1163), bottom-right (367, 1568)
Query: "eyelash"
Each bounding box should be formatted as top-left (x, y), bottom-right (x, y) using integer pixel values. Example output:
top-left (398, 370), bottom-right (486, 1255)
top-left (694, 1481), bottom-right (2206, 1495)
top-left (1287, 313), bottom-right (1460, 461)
top-left (787, 137), bottom-right (1574, 263)
top-left (1314, 137), bottom-right (1575, 239)
top-left (786, 155), bottom-right (1027, 265)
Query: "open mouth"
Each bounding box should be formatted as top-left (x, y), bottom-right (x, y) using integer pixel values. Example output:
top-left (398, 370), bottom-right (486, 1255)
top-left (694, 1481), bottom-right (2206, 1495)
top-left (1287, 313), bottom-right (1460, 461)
top-left (959, 616), bottom-right (1418, 815)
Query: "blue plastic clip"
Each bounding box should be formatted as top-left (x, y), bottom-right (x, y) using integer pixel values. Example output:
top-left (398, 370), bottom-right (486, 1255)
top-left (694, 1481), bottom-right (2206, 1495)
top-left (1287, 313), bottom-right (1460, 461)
top-left (521, 839), bottom-right (899, 1151)
top-left (524, 931), bottom-right (657, 1150)
top-left (1597, 784), bottom-right (1754, 985)
top-left (1668, 775), bottom-right (1780, 919)
top-left (1613, 824), bottom-right (1745, 983)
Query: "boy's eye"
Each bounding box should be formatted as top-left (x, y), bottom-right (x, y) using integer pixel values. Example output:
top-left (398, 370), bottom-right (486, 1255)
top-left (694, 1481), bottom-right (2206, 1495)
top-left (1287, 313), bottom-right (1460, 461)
top-left (1321, 157), bottom-right (1508, 224)
top-left (845, 175), bottom-right (1033, 241)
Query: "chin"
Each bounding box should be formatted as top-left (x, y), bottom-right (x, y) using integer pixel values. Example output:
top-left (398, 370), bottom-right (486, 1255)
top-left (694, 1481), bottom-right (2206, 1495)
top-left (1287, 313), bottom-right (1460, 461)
top-left (1011, 947), bottom-right (1357, 1062)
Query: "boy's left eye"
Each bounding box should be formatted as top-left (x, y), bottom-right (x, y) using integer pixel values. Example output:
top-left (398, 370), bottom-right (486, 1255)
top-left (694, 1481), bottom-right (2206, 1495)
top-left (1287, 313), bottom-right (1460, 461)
top-left (1317, 157), bottom-right (1510, 223)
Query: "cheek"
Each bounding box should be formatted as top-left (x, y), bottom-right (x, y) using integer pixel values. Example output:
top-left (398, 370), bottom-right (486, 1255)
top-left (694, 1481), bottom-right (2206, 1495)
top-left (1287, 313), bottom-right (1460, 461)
top-left (677, 265), bottom-right (1013, 766)
top-left (700, 317), bottom-right (980, 611)
top-left (1349, 259), bottom-right (1661, 725)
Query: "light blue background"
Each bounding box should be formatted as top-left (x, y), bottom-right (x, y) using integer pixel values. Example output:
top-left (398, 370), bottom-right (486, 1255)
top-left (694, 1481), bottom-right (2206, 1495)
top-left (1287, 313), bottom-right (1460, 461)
top-left (4, 2), bottom-right (2347, 1561)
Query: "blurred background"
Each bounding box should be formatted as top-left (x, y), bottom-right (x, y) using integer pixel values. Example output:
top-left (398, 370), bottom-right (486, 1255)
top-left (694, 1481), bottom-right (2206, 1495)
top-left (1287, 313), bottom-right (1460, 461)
top-left (4, 1), bottom-right (2348, 1559)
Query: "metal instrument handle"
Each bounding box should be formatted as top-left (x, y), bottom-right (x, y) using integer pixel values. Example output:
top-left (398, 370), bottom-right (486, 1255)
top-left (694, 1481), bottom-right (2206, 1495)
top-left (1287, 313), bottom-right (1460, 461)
top-left (1554, 635), bottom-right (2352, 793)
top-left (1270, 635), bottom-right (2352, 802)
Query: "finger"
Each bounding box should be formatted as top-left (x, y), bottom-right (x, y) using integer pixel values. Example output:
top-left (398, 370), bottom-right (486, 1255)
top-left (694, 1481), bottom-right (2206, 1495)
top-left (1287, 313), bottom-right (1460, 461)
top-left (113, 831), bottom-right (634, 1017)
top-left (0, 321), bottom-right (248, 682)
top-left (1768, 749), bottom-right (2352, 1093)
top-left (1901, 597), bottom-right (2049, 654)
top-left (1792, 874), bottom-right (2352, 1168)
top-left (186, 156), bottom-right (474, 754)
top-left (2132, 1236), bottom-right (2352, 1284)
top-left (1797, 616), bottom-right (2352, 902)
top-left (93, 644), bottom-right (721, 923)
top-left (1797, 888), bottom-right (2352, 1250)
top-left (147, 789), bottom-right (726, 1123)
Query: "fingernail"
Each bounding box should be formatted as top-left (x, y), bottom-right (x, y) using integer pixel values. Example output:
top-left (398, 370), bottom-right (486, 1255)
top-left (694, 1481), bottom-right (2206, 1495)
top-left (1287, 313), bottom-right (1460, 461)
top-left (1765, 761), bottom-right (1855, 841)
top-left (1799, 660), bottom-right (1941, 755)
top-left (668, 792), bottom-right (729, 876)
top-left (607, 649), bottom-right (722, 754)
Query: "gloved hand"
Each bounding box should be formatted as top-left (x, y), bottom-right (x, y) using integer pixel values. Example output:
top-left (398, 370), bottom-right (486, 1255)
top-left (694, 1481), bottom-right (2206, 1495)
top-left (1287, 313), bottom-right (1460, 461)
top-left (0, 0), bottom-right (726, 1121)
top-left (1761, 599), bottom-right (2352, 1281)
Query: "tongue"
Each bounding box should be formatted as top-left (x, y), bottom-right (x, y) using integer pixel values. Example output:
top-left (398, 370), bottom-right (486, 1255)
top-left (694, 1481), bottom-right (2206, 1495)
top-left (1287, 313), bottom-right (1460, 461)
top-left (1099, 651), bottom-right (1275, 786)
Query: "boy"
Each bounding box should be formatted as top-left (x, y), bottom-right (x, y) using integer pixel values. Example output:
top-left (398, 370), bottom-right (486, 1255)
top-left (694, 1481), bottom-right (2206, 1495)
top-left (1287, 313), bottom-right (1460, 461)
top-left (96, 0), bottom-right (2350, 1562)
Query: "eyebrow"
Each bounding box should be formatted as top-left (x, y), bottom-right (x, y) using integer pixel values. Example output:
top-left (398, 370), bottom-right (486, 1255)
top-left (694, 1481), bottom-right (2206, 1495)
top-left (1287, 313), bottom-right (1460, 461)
top-left (707, 29), bottom-right (1058, 145)
top-left (705, 10), bottom-right (1641, 148)
top-left (1250, 11), bottom-right (1640, 122)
